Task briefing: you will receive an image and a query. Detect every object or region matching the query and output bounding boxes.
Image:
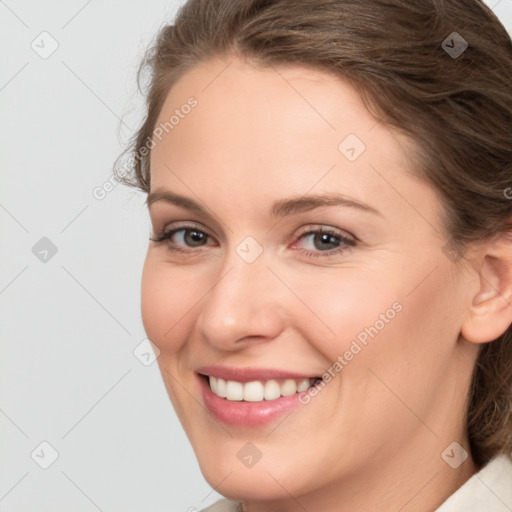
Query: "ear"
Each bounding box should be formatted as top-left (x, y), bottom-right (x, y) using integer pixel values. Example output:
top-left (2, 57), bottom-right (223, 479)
top-left (461, 230), bottom-right (512, 344)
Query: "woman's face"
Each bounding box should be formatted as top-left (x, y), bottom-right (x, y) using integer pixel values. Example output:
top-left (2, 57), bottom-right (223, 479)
top-left (142, 56), bottom-right (479, 503)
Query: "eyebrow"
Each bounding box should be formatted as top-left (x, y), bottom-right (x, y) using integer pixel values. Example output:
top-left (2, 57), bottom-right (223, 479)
top-left (147, 189), bottom-right (382, 218)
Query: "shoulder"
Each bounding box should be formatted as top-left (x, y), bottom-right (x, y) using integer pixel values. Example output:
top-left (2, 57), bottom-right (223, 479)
top-left (435, 454), bottom-right (512, 512)
top-left (199, 498), bottom-right (240, 512)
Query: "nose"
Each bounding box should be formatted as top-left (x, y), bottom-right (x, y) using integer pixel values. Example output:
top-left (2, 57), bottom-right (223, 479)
top-left (195, 249), bottom-right (288, 351)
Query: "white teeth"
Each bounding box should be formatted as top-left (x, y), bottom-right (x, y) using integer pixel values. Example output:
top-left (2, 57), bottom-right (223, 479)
top-left (210, 376), bottom-right (218, 394)
top-left (243, 381), bottom-right (264, 402)
top-left (264, 379), bottom-right (281, 400)
top-left (297, 378), bottom-right (311, 392)
top-left (225, 380), bottom-right (244, 401)
top-left (281, 379), bottom-right (297, 396)
top-left (216, 377), bottom-right (227, 398)
top-left (208, 376), bottom-right (315, 402)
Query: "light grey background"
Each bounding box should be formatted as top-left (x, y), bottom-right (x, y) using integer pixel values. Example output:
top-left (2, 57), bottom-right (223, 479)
top-left (1, 1), bottom-right (511, 511)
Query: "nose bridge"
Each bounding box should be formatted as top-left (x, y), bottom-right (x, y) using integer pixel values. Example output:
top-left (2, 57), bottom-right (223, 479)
top-left (196, 243), bottom-right (287, 347)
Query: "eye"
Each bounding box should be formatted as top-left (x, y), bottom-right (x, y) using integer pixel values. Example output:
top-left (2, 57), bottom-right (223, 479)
top-left (150, 223), bottom-right (355, 258)
top-left (150, 224), bottom-right (215, 253)
top-left (293, 227), bottom-right (355, 258)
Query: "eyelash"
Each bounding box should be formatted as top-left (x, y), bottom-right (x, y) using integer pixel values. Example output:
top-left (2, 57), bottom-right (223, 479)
top-left (150, 223), bottom-right (356, 259)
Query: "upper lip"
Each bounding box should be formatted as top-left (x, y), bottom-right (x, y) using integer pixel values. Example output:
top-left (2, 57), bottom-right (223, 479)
top-left (196, 365), bottom-right (319, 383)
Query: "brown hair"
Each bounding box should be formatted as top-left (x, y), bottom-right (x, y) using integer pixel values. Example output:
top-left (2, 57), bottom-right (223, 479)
top-left (116, 0), bottom-right (512, 466)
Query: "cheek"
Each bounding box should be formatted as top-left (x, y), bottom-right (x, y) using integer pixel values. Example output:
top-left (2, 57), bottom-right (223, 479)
top-left (140, 255), bottom-right (199, 352)
top-left (333, 260), bottom-right (462, 419)
top-left (285, 268), bottom-right (406, 363)
top-left (140, 255), bottom-right (206, 423)
top-left (291, 257), bottom-right (459, 385)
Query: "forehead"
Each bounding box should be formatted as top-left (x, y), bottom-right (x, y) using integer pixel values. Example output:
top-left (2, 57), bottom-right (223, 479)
top-left (148, 56), bottom-right (435, 228)
top-left (153, 57), bottom-right (400, 162)
top-left (154, 56), bottom-right (370, 141)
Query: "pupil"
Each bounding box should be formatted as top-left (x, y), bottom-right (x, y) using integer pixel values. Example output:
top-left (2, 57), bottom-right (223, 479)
top-left (187, 230), bottom-right (205, 246)
top-left (315, 233), bottom-right (338, 250)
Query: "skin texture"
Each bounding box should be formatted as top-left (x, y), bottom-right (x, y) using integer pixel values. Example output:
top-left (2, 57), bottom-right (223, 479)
top-left (141, 55), bottom-right (512, 511)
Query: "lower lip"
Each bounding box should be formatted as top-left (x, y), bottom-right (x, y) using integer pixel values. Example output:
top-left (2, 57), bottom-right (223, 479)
top-left (198, 375), bottom-right (304, 427)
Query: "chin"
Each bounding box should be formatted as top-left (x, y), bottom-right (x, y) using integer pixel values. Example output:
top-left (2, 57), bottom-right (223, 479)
top-left (200, 466), bottom-right (291, 502)
top-left (194, 442), bottom-right (325, 503)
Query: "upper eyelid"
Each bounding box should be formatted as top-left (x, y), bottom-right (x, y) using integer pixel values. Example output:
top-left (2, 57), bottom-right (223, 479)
top-left (153, 223), bottom-right (355, 247)
top-left (154, 221), bottom-right (352, 236)
top-left (297, 225), bottom-right (354, 240)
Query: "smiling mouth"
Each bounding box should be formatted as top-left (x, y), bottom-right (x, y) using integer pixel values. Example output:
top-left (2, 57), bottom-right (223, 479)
top-left (202, 375), bottom-right (322, 402)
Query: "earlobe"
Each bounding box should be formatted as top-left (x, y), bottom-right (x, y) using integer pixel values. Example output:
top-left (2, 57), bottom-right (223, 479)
top-left (460, 231), bottom-right (512, 344)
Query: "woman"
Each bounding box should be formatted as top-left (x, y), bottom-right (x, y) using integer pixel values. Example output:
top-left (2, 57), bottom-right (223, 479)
top-left (116, 0), bottom-right (512, 510)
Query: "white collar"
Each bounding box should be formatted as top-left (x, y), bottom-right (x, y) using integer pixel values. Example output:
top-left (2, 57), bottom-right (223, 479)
top-left (435, 454), bottom-right (512, 511)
